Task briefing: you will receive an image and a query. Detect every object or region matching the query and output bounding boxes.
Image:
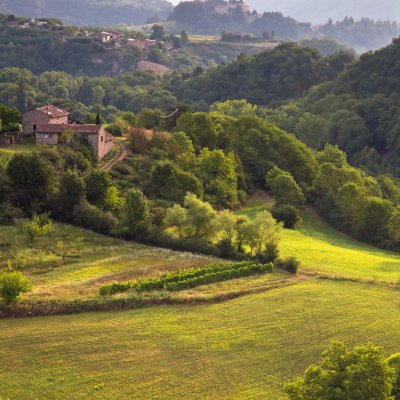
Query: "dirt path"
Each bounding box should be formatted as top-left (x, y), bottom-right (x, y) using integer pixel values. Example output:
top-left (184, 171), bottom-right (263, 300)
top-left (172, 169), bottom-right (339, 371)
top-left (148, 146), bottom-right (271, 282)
top-left (101, 139), bottom-right (128, 171)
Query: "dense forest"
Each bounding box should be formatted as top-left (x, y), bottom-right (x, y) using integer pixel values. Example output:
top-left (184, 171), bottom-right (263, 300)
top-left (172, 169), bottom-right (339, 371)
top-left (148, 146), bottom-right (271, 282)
top-left (2, 35), bottom-right (400, 251)
top-left (167, 43), bottom-right (355, 107)
top-left (270, 38), bottom-right (400, 177)
top-left (0, 0), bottom-right (173, 26)
top-left (0, 43), bottom-right (353, 122)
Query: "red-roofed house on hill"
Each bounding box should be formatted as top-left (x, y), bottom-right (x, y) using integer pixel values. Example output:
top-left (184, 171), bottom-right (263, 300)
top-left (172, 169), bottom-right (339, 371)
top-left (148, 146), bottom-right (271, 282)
top-left (137, 60), bottom-right (171, 75)
top-left (22, 105), bottom-right (70, 134)
top-left (22, 106), bottom-right (114, 159)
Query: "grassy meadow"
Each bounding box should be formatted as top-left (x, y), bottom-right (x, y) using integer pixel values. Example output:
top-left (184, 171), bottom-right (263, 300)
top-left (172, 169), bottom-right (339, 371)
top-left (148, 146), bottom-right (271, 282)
top-left (1, 196), bottom-right (400, 398)
top-left (0, 223), bottom-right (218, 301)
top-left (238, 195), bottom-right (400, 283)
top-left (1, 279), bottom-right (400, 399)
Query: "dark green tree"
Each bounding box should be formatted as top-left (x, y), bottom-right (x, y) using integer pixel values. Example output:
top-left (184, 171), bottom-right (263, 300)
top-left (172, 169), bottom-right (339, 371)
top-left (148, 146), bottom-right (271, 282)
top-left (7, 152), bottom-right (56, 213)
top-left (286, 340), bottom-right (395, 400)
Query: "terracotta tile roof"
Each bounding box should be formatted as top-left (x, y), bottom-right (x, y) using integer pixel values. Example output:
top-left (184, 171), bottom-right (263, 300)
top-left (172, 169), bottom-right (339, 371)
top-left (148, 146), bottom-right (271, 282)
top-left (35, 105), bottom-right (70, 117)
top-left (137, 61), bottom-right (171, 75)
top-left (36, 124), bottom-right (102, 134)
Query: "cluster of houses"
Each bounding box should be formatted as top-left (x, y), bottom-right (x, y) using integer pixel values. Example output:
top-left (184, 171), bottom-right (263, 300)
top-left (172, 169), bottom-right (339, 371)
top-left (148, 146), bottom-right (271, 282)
top-left (1, 105), bottom-right (116, 159)
top-left (99, 30), bottom-right (159, 52)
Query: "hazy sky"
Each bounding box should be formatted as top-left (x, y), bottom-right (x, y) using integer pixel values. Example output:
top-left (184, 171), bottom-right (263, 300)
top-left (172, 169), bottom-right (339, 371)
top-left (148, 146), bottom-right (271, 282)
top-left (168, 0), bottom-right (400, 23)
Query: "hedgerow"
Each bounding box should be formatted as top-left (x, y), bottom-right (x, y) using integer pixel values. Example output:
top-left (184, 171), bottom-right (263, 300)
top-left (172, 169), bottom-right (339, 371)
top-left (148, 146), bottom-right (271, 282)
top-left (100, 261), bottom-right (274, 295)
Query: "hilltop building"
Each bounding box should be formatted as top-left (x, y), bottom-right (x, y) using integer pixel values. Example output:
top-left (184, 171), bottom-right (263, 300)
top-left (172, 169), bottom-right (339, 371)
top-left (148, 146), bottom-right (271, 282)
top-left (22, 105), bottom-right (114, 159)
top-left (100, 31), bottom-right (122, 43)
top-left (127, 38), bottom-right (157, 51)
top-left (214, 0), bottom-right (250, 15)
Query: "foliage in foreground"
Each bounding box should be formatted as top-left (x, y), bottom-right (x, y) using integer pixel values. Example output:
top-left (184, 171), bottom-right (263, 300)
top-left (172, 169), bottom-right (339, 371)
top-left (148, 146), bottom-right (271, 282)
top-left (0, 269), bottom-right (31, 304)
top-left (286, 340), bottom-right (396, 400)
top-left (100, 261), bottom-right (273, 295)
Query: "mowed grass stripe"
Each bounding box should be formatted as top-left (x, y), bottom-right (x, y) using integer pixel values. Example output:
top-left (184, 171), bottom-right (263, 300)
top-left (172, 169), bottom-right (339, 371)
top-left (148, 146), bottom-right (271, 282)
top-left (1, 279), bottom-right (400, 399)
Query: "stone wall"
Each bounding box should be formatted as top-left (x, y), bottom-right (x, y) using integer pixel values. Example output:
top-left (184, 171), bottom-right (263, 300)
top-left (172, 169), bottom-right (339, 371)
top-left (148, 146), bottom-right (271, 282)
top-left (36, 133), bottom-right (59, 145)
top-left (22, 110), bottom-right (68, 135)
top-left (97, 127), bottom-right (111, 159)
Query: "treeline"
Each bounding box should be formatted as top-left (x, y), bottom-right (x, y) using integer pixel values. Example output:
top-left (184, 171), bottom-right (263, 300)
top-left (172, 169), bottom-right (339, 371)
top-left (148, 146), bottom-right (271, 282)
top-left (268, 37), bottom-right (400, 177)
top-left (170, 2), bottom-right (299, 39)
top-left (122, 100), bottom-right (400, 250)
top-left (3, 96), bottom-right (400, 252)
top-left (0, 0), bottom-right (172, 26)
top-left (167, 43), bottom-right (354, 107)
top-left (0, 67), bottom-right (177, 119)
top-left (168, 0), bottom-right (399, 50)
top-left (0, 43), bottom-right (349, 119)
top-left (319, 17), bottom-right (399, 51)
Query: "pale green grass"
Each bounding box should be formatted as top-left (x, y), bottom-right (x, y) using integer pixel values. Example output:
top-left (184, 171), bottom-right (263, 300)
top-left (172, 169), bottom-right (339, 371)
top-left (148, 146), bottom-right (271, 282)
top-left (0, 223), bottom-right (219, 300)
top-left (2, 135), bottom-right (37, 152)
top-left (0, 279), bottom-right (399, 399)
top-left (188, 34), bottom-right (219, 42)
top-left (238, 196), bottom-right (400, 283)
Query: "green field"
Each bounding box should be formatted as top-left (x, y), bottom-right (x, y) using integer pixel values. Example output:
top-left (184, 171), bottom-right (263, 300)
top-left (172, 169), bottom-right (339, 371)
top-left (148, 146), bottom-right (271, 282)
top-left (1, 197), bottom-right (400, 399)
top-left (239, 195), bottom-right (400, 283)
top-left (1, 279), bottom-right (399, 399)
top-left (188, 34), bottom-right (220, 42)
top-left (0, 223), bottom-right (219, 301)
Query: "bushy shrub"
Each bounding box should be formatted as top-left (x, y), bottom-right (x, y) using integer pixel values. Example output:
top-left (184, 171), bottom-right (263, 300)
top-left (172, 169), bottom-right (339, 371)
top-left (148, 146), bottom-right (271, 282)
top-left (388, 353), bottom-right (400, 399)
top-left (0, 270), bottom-right (32, 304)
top-left (272, 204), bottom-right (303, 229)
top-left (216, 238), bottom-right (239, 258)
top-left (113, 164), bottom-right (134, 176)
top-left (278, 257), bottom-right (300, 274)
top-left (257, 242), bottom-right (280, 263)
top-left (73, 201), bottom-right (117, 234)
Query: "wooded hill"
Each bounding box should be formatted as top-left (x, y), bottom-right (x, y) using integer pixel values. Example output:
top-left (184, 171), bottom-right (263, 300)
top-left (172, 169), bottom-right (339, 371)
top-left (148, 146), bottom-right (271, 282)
top-left (0, 0), bottom-right (173, 26)
top-left (248, 0), bottom-right (400, 24)
top-left (279, 37), bottom-right (400, 177)
top-left (167, 43), bottom-right (354, 107)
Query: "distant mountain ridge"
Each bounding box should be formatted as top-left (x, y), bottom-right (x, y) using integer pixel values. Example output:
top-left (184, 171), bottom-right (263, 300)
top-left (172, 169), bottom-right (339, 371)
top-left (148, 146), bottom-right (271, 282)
top-left (0, 0), bottom-right (173, 26)
top-left (246, 0), bottom-right (400, 23)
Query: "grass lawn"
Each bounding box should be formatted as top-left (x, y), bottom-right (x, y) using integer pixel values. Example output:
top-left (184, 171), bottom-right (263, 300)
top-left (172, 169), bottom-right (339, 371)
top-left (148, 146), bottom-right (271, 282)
top-left (1, 134), bottom-right (37, 152)
top-left (238, 195), bottom-right (400, 284)
top-left (1, 279), bottom-right (399, 399)
top-left (0, 223), bottom-right (219, 301)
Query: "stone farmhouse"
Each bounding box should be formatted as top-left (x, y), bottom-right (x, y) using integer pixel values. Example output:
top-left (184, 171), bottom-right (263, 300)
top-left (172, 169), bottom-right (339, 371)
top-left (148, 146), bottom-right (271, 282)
top-left (22, 105), bottom-right (114, 159)
top-left (127, 38), bottom-right (157, 51)
top-left (100, 31), bottom-right (123, 43)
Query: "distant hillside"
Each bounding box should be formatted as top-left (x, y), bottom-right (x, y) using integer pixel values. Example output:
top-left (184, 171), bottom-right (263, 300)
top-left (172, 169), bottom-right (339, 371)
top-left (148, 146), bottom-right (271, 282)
top-left (247, 0), bottom-right (400, 23)
top-left (168, 43), bottom-right (354, 107)
top-left (277, 38), bottom-right (400, 176)
top-left (0, 0), bottom-right (173, 26)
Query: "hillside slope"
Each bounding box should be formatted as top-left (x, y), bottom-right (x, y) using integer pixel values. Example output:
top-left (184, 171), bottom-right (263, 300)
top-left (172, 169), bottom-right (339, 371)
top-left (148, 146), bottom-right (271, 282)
top-left (248, 0), bottom-right (400, 23)
top-left (294, 37), bottom-right (400, 176)
top-left (1, 280), bottom-right (400, 399)
top-left (0, 0), bottom-right (173, 26)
